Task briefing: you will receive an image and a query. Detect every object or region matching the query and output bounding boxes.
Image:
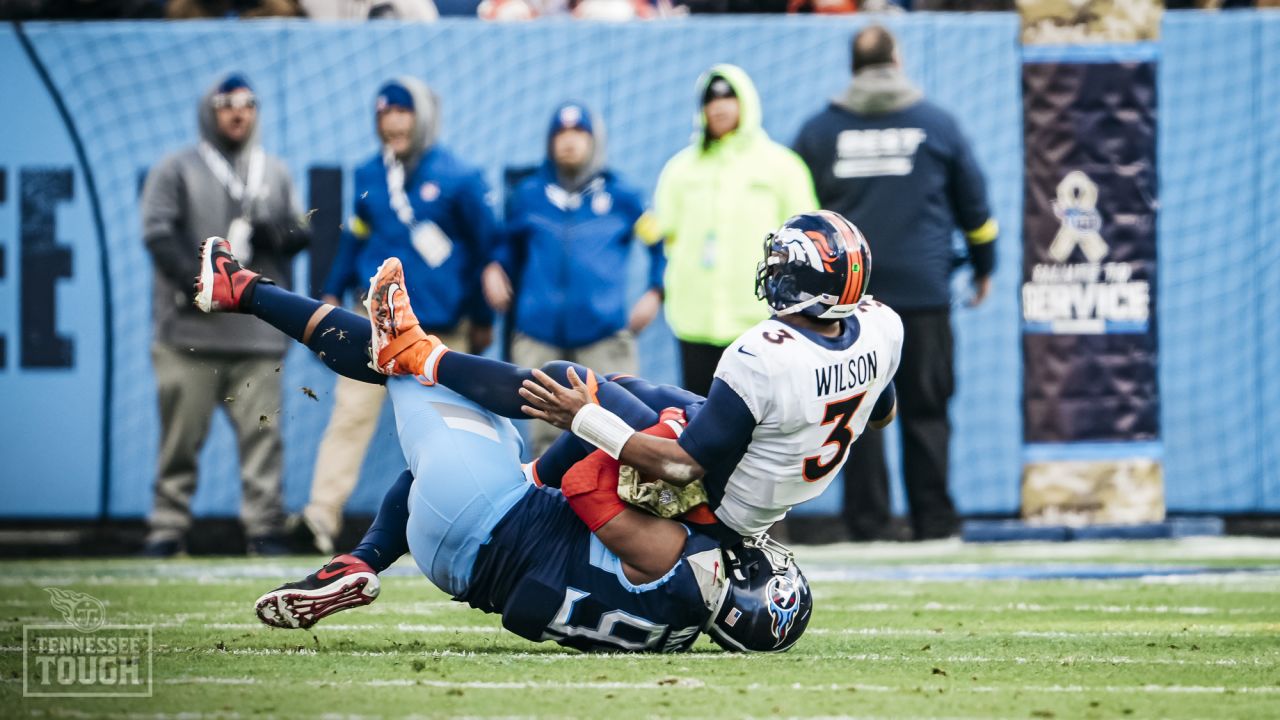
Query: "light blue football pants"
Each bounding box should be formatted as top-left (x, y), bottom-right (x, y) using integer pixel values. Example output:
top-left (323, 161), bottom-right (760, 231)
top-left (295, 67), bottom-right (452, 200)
top-left (387, 377), bottom-right (531, 597)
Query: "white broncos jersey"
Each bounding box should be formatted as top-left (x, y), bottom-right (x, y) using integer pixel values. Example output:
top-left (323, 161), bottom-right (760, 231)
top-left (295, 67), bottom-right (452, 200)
top-left (712, 299), bottom-right (904, 536)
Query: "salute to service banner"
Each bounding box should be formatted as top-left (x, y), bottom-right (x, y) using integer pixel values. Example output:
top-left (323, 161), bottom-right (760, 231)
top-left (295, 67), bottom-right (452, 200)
top-left (1020, 47), bottom-right (1163, 524)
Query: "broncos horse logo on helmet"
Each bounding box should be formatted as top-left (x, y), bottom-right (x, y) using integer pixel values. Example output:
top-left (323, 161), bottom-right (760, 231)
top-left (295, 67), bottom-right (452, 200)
top-left (755, 210), bottom-right (872, 320)
top-left (705, 535), bottom-right (813, 653)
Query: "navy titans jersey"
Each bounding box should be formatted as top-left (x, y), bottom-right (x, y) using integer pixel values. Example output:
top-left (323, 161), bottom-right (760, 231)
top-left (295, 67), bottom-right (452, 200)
top-left (458, 486), bottom-right (724, 653)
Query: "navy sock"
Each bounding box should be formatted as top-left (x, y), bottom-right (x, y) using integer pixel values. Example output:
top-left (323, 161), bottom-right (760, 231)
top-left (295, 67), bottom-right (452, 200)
top-left (608, 374), bottom-right (704, 413)
top-left (525, 363), bottom-right (662, 489)
top-left (435, 354), bottom-right (661, 425)
top-left (248, 284), bottom-right (384, 385)
top-left (434, 352), bottom-right (534, 418)
top-left (350, 469), bottom-right (413, 573)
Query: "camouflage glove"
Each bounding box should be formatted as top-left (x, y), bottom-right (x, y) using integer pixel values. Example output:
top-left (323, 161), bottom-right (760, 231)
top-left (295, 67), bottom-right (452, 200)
top-left (617, 464), bottom-right (709, 519)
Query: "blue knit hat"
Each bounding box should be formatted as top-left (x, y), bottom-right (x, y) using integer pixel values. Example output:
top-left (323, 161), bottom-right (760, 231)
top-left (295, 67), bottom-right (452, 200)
top-left (549, 102), bottom-right (594, 137)
top-left (376, 81), bottom-right (415, 113)
top-left (217, 73), bottom-right (253, 95)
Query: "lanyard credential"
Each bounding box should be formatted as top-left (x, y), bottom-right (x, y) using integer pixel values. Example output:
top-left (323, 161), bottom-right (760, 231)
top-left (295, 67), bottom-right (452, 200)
top-left (383, 148), bottom-right (453, 268)
top-left (200, 142), bottom-right (266, 261)
top-left (199, 141), bottom-right (266, 210)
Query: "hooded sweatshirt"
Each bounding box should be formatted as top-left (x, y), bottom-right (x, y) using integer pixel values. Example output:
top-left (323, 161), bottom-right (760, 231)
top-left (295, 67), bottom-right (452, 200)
top-left (322, 77), bottom-right (497, 330)
top-left (653, 64), bottom-right (818, 347)
top-left (792, 65), bottom-right (996, 310)
top-left (497, 102), bottom-right (660, 349)
top-left (141, 74), bottom-right (307, 355)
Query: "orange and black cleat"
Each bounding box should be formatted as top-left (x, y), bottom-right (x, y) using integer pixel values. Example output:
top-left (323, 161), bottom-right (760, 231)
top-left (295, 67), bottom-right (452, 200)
top-left (365, 257), bottom-right (449, 382)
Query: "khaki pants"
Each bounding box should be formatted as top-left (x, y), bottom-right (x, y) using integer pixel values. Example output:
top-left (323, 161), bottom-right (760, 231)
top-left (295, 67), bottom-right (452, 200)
top-left (511, 331), bottom-right (638, 455)
top-left (303, 324), bottom-right (468, 537)
top-left (148, 342), bottom-right (285, 542)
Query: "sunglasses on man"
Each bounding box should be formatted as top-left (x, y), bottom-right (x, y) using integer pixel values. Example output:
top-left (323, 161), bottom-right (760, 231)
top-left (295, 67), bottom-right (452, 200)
top-left (213, 92), bottom-right (257, 110)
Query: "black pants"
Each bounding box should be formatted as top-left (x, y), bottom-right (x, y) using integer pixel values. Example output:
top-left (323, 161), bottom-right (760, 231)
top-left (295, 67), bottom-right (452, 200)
top-left (678, 340), bottom-right (728, 397)
top-left (843, 308), bottom-right (958, 541)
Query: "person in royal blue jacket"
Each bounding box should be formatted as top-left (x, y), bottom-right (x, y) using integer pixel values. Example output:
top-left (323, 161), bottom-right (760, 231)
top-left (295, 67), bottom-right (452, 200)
top-left (292, 77), bottom-right (499, 555)
top-left (792, 26), bottom-right (999, 543)
top-left (483, 102), bottom-right (665, 454)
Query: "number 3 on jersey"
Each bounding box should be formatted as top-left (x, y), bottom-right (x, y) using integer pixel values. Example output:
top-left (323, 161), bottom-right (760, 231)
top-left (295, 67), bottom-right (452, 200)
top-left (802, 393), bottom-right (866, 482)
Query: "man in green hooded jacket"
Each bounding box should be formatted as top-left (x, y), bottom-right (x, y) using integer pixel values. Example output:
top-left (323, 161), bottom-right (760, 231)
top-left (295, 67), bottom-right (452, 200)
top-left (651, 64), bottom-right (818, 395)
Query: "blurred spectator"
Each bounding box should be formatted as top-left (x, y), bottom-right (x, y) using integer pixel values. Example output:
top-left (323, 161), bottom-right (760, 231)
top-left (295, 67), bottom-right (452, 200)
top-left (293, 78), bottom-right (498, 555)
top-left (476, 0), bottom-right (674, 18)
top-left (166, 0), bottom-right (302, 17)
top-left (792, 26), bottom-right (997, 541)
top-left (674, 0), bottom-right (784, 12)
top-left (483, 102), bottom-right (663, 454)
top-left (0, 0), bottom-right (164, 17)
top-left (141, 73), bottom-right (310, 556)
top-left (300, 0), bottom-right (438, 19)
top-left (652, 64), bottom-right (817, 396)
top-left (785, 0), bottom-right (855, 11)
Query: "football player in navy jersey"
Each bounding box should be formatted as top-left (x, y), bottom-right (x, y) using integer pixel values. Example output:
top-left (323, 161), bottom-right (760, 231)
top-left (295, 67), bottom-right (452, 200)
top-left (196, 238), bottom-right (811, 653)
top-left (203, 211), bottom-right (901, 551)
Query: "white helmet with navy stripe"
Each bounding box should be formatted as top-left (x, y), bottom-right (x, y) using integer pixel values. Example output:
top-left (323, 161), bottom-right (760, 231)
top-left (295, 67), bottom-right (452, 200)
top-left (754, 210), bottom-right (872, 320)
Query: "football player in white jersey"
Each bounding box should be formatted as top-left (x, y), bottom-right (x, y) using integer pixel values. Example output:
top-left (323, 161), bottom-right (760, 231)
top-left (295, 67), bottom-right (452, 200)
top-left (370, 210), bottom-right (903, 544)
top-left (519, 210), bottom-right (904, 538)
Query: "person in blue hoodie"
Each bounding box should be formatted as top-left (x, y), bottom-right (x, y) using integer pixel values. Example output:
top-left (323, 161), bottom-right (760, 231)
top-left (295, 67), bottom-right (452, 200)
top-left (293, 77), bottom-right (499, 554)
top-left (483, 102), bottom-right (664, 454)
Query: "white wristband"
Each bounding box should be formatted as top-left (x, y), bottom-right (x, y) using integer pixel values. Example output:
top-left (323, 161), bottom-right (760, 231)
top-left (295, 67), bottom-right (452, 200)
top-left (570, 403), bottom-right (636, 460)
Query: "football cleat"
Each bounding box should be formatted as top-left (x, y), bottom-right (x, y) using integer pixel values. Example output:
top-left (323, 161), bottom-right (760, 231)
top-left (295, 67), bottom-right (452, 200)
top-left (365, 257), bottom-right (449, 382)
top-left (195, 236), bottom-right (268, 313)
top-left (254, 554), bottom-right (380, 630)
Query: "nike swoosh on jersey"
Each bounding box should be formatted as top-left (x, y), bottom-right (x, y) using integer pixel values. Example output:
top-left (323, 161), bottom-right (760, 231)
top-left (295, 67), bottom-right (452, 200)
top-left (737, 347), bottom-right (756, 357)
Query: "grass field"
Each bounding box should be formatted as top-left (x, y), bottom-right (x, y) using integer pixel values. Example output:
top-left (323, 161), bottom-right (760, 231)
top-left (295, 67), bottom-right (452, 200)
top-left (3, 538), bottom-right (1279, 719)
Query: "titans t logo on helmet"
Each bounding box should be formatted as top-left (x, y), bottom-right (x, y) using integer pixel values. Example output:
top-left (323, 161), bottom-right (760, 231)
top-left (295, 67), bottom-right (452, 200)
top-left (766, 575), bottom-right (801, 643)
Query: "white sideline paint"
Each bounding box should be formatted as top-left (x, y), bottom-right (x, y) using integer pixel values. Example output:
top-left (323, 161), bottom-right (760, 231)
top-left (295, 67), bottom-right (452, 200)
top-left (141, 676), bottom-right (1280, 695)
top-left (794, 537), bottom-right (1280, 562)
top-left (823, 601), bottom-right (1270, 615)
top-left (5, 620), bottom-right (1258, 638)
top-left (3, 644), bottom-right (1273, 667)
top-left (182, 648), bottom-right (1278, 668)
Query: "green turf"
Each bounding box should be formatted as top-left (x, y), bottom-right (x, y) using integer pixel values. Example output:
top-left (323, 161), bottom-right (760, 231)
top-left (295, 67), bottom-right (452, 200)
top-left (3, 539), bottom-right (1279, 719)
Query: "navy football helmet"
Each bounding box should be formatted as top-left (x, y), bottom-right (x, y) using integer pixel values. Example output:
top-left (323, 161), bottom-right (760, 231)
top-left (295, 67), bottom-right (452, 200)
top-left (754, 210), bottom-right (872, 320)
top-left (706, 535), bottom-right (813, 653)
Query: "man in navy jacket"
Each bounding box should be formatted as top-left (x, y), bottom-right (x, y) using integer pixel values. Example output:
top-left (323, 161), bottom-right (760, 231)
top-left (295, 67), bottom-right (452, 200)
top-left (294, 78), bottom-right (498, 554)
top-left (792, 26), bottom-right (998, 541)
top-left (484, 102), bottom-right (664, 454)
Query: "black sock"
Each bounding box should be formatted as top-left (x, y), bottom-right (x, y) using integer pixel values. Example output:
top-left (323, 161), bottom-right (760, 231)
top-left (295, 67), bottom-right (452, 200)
top-left (350, 469), bottom-right (413, 573)
top-left (248, 284), bottom-right (384, 385)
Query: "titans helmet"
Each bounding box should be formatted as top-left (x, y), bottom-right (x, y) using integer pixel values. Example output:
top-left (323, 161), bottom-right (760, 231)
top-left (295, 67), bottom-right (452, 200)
top-left (754, 210), bottom-right (872, 320)
top-left (706, 535), bottom-right (813, 652)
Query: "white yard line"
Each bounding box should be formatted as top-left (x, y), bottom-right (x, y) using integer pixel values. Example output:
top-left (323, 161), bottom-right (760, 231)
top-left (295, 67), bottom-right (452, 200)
top-left (133, 677), bottom-right (1280, 695)
top-left (823, 602), bottom-right (1275, 615)
top-left (795, 537), bottom-right (1280, 563)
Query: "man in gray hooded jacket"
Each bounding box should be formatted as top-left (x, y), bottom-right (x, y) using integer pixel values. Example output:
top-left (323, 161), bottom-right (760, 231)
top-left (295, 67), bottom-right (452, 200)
top-left (140, 73), bottom-right (309, 556)
top-left (792, 26), bottom-right (998, 542)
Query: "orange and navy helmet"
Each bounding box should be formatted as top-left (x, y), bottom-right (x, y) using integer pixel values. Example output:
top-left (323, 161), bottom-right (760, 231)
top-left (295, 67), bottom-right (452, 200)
top-left (754, 210), bottom-right (872, 320)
